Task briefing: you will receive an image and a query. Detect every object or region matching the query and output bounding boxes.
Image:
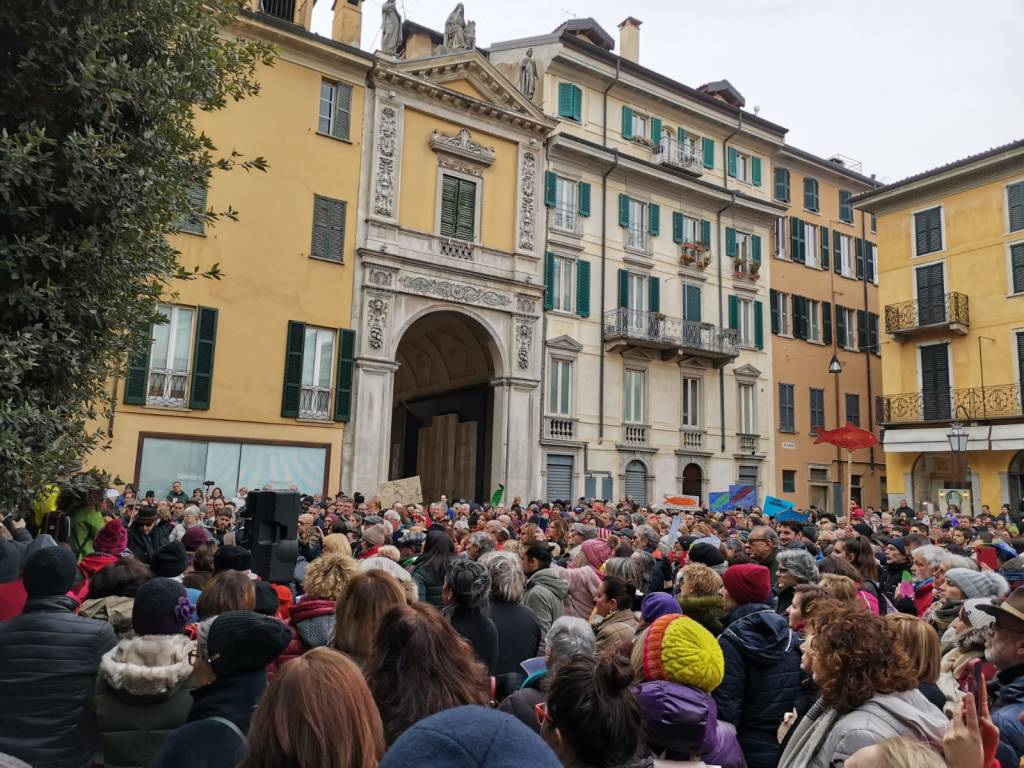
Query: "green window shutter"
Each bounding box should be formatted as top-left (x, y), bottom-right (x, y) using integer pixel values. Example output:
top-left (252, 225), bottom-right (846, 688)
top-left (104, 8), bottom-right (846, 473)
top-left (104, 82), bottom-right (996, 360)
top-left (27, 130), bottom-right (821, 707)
top-left (752, 234), bottom-right (762, 263)
top-left (726, 227), bottom-right (737, 257)
top-left (769, 289), bottom-right (779, 334)
top-left (124, 339), bottom-right (151, 406)
top-left (685, 284), bottom-right (701, 322)
top-left (454, 178), bottom-right (476, 240)
top-left (820, 226), bottom-right (830, 270)
top-left (621, 106), bottom-right (633, 139)
top-left (792, 296), bottom-right (805, 340)
top-left (855, 237), bottom-right (865, 279)
top-left (727, 146), bottom-right (738, 178)
top-left (311, 194), bottom-right (330, 258)
top-left (774, 168), bottom-right (790, 201)
top-left (578, 181), bottom-right (591, 217)
top-left (180, 184), bottom-right (207, 235)
top-left (327, 198), bottom-right (346, 262)
top-left (672, 211), bottom-right (684, 244)
top-left (822, 301), bottom-right (833, 346)
top-left (754, 301), bottom-right (764, 350)
top-left (833, 230), bottom-right (842, 274)
top-left (648, 276), bottom-right (660, 313)
top-left (804, 178), bottom-right (818, 210)
top-left (751, 156), bottom-right (762, 187)
top-left (576, 260), bottom-right (591, 318)
top-left (439, 176), bottom-right (459, 237)
top-left (571, 85), bottom-right (582, 122)
top-left (857, 310), bottom-right (868, 352)
top-left (839, 190), bottom-right (852, 222)
top-left (865, 241), bottom-right (876, 282)
top-left (544, 171), bottom-right (557, 207)
top-left (618, 269), bottom-right (629, 309)
top-left (333, 82), bottom-right (352, 140)
top-left (648, 203), bottom-right (660, 236)
top-left (869, 313), bottom-right (880, 356)
top-left (281, 321), bottom-right (306, 418)
top-left (650, 117), bottom-right (662, 142)
top-left (333, 328), bottom-right (356, 422)
top-left (790, 217), bottom-right (804, 263)
top-left (702, 137), bottom-right (715, 169)
top-left (1009, 182), bottom-right (1024, 232)
top-left (557, 83), bottom-right (574, 119)
top-left (618, 194), bottom-right (630, 228)
top-left (700, 219), bottom-right (711, 249)
top-left (836, 305), bottom-right (847, 346)
top-left (543, 252), bottom-right (555, 311)
top-left (189, 306), bottom-right (218, 410)
top-left (728, 295), bottom-right (739, 330)
top-left (677, 126), bottom-right (686, 144)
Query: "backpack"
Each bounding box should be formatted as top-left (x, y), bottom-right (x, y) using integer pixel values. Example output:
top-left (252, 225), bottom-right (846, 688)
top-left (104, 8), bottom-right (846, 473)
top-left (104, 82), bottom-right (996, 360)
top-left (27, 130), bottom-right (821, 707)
top-left (40, 511), bottom-right (72, 545)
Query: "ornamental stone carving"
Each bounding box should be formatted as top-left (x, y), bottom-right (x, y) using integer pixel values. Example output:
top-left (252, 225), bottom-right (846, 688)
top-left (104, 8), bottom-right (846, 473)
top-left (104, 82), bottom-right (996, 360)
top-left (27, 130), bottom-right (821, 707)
top-left (367, 294), bottom-right (389, 350)
top-left (397, 275), bottom-right (512, 308)
top-left (368, 268), bottom-right (394, 287)
top-left (515, 318), bottom-right (533, 370)
top-left (518, 150), bottom-right (536, 251)
top-left (516, 296), bottom-right (537, 314)
top-left (374, 106), bottom-right (398, 218)
top-left (430, 127), bottom-right (496, 166)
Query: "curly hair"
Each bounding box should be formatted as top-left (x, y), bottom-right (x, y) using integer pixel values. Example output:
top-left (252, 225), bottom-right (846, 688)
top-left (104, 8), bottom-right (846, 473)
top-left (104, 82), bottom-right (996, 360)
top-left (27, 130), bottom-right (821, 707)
top-left (302, 552), bottom-right (359, 601)
top-left (808, 606), bottom-right (916, 713)
top-left (680, 562), bottom-right (722, 598)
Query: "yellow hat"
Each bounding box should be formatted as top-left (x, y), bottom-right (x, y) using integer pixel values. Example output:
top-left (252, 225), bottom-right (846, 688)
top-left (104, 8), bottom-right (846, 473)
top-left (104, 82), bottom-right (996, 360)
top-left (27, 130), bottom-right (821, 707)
top-left (643, 614), bottom-right (724, 693)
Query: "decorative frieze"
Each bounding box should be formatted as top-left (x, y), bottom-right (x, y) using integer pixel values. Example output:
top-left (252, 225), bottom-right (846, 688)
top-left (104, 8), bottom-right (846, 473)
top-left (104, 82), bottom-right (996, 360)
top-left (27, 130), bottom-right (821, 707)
top-left (366, 294), bottom-right (389, 350)
top-left (430, 127), bottom-right (496, 166)
top-left (515, 317), bottom-right (533, 370)
top-left (374, 105), bottom-right (398, 218)
top-left (517, 150), bottom-right (537, 251)
top-left (397, 275), bottom-right (511, 308)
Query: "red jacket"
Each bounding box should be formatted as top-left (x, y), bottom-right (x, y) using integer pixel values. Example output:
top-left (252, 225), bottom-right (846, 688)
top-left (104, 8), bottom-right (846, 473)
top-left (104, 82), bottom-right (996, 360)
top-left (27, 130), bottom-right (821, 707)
top-left (0, 580), bottom-right (27, 621)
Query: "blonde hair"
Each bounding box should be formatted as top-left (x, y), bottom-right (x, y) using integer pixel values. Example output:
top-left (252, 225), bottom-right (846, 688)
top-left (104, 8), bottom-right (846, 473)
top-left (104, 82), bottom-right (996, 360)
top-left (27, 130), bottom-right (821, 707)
top-left (322, 533), bottom-right (352, 558)
top-left (871, 737), bottom-right (945, 768)
top-left (885, 613), bottom-right (940, 683)
top-left (303, 553), bottom-right (359, 601)
top-left (378, 545), bottom-right (400, 563)
top-left (819, 573), bottom-right (858, 603)
top-left (680, 562), bottom-right (722, 598)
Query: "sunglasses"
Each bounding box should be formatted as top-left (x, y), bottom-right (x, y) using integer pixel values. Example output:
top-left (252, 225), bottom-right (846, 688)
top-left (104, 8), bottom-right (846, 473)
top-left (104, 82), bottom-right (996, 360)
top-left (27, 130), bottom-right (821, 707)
top-left (534, 701), bottom-right (554, 728)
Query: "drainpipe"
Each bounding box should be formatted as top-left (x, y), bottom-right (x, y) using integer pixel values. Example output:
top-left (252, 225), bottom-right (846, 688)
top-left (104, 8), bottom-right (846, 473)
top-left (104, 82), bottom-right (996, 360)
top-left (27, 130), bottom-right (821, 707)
top-left (598, 59), bottom-right (621, 442)
top-left (861, 211), bottom-right (875, 473)
top-left (539, 137), bottom-right (553, 443)
top-left (716, 113), bottom-right (744, 454)
top-left (108, 372), bottom-right (119, 437)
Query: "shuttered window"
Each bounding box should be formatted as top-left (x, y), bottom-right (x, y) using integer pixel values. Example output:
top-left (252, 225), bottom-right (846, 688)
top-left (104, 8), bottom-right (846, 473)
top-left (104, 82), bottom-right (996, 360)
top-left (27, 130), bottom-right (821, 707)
top-left (684, 283), bottom-right (702, 322)
top-left (839, 190), bottom-right (853, 223)
top-left (178, 184), bottom-right (207, 235)
top-left (779, 383), bottom-right (795, 433)
top-left (809, 388), bottom-right (825, 435)
top-left (914, 207), bottom-right (943, 255)
top-left (804, 177), bottom-right (819, 212)
top-left (1011, 243), bottom-right (1024, 294)
top-left (318, 80), bottom-right (352, 140)
top-left (440, 175), bottom-right (477, 241)
top-left (558, 83), bottom-right (582, 122)
top-left (546, 455), bottom-right (574, 501)
top-left (1008, 182), bottom-right (1024, 233)
top-left (624, 461), bottom-right (648, 506)
top-left (1017, 332), bottom-right (1024, 393)
top-left (189, 307), bottom-right (218, 410)
top-left (311, 195), bottom-right (346, 262)
top-left (845, 393), bottom-right (860, 427)
top-left (916, 263), bottom-right (946, 326)
top-left (774, 168), bottom-right (790, 202)
top-left (920, 343), bottom-right (951, 421)
top-left (702, 137), bottom-right (715, 169)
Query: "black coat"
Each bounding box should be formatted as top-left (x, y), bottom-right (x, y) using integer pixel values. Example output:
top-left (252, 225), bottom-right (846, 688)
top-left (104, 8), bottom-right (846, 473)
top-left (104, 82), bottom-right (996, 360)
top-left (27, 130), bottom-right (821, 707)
top-left (127, 523), bottom-right (169, 564)
top-left (714, 603), bottom-right (803, 768)
top-left (879, 559), bottom-right (909, 602)
top-left (498, 673), bottom-right (547, 735)
top-left (447, 606), bottom-right (500, 675)
top-left (489, 599), bottom-right (542, 676)
top-left (0, 594), bottom-right (117, 768)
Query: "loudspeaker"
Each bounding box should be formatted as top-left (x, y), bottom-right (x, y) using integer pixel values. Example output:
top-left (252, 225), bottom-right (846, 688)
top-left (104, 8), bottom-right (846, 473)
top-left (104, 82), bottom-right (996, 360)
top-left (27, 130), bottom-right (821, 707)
top-left (243, 490), bottom-right (300, 583)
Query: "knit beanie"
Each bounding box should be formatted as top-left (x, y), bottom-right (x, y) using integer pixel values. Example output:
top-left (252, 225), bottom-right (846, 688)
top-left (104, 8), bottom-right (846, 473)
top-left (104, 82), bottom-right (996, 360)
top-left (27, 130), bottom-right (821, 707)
top-left (205, 610), bottom-right (292, 679)
top-left (253, 580), bottom-right (281, 617)
top-left (23, 545), bottom-right (76, 597)
top-left (151, 542), bottom-right (188, 578)
top-left (182, 526), bottom-right (210, 552)
top-left (640, 592), bottom-right (682, 625)
top-left (962, 597), bottom-right (997, 629)
top-left (945, 568), bottom-right (1010, 599)
top-left (213, 545), bottom-right (252, 573)
top-left (362, 523), bottom-right (389, 547)
top-left (132, 578), bottom-right (191, 636)
top-left (687, 542), bottom-right (725, 568)
top-left (641, 614), bottom-right (724, 692)
top-left (721, 563), bottom-right (771, 606)
top-left (581, 538), bottom-right (612, 570)
top-left (93, 518), bottom-right (128, 555)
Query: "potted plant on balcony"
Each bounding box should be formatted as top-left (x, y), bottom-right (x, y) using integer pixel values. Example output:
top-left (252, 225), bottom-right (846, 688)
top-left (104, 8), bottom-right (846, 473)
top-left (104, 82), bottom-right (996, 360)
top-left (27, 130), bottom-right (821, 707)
top-left (749, 260), bottom-right (761, 280)
top-left (681, 241), bottom-right (708, 269)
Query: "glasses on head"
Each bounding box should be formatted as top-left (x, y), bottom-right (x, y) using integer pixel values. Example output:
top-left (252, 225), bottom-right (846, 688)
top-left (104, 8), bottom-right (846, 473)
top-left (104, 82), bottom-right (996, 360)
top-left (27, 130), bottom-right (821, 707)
top-left (534, 701), bottom-right (554, 728)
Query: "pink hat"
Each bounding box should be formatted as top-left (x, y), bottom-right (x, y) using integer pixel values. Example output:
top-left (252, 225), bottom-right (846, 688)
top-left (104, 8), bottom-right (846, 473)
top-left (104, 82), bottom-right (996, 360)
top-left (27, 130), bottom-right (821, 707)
top-left (581, 538), bottom-right (612, 570)
top-left (93, 518), bottom-right (127, 555)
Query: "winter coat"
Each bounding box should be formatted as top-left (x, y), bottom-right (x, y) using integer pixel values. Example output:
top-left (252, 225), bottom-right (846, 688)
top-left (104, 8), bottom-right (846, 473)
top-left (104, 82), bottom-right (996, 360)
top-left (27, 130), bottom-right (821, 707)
top-left (81, 595), bottom-right (136, 638)
top-left (276, 597), bottom-right (335, 669)
top-left (633, 680), bottom-right (745, 768)
top-left (72, 506), bottom-right (106, 560)
top-left (94, 634), bottom-right (197, 768)
top-left (678, 595), bottom-right (724, 637)
top-left (412, 564), bottom-right (446, 608)
top-left (498, 672), bottom-right (547, 734)
top-left (775, 585), bottom-right (795, 617)
top-left (79, 552), bottom-right (119, 583)
top-left (127, 524), bottom-right (170, 565)
top-left (447, 606), bottom-right (500, 675)
top-left (522, 569), bottom-right (569, 652)
top-left (778, 690), bottom-right (948, 768)
top-left (0, 594), bottom-right (117, 768)
top-left (489, 599), bottom-right (542, 676)
top-left (914, 578), bottom-right (935, 618)
top-left (938, 628), bottom-right (989, 717)
top-left (991, 666), bottom-right (1024, 768)
top-left (0, 579), bottom-right (27, 621)
top-left (714, 603), bottom-right (803, 768)
top-left (187, 669), bottom-right (267, 732)
top-left (552, 563), bottom-right (601, 619)
top-left (594, 609), bottom-right (639, 658)
top-left (878, 559), bottom-right (909, 601)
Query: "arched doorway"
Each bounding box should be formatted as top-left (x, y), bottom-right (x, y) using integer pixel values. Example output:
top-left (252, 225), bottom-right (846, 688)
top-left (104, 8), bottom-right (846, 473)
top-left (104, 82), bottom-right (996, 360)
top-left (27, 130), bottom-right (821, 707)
top-left (391, 311), bottom-right (498, 502)
top-left (682, 463), bottom-right (702, 502)
top-left (912, 453), bottom-right (968, 509)
top-left (624, 460), bottom-right (648, 507)
top-left (1010, 451), bottom-right (1024, 517)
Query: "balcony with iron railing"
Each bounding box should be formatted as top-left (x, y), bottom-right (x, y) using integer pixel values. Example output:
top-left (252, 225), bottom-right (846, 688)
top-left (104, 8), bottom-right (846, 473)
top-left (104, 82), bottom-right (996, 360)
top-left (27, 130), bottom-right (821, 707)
top-left (545, 416), bottom-right (577, 441)
top-left (259, 0), bottom-right (297, 22)
top-left (879, 384), bottom-right (1022, 425)
top-left (299, 385), bottom-right (332, 420)
top-left (885, 292), bottom-right (969, 339)
top-left (654, 136), bottom-right (704, 175)
top-left (603, 309), bottom-right (739, 365)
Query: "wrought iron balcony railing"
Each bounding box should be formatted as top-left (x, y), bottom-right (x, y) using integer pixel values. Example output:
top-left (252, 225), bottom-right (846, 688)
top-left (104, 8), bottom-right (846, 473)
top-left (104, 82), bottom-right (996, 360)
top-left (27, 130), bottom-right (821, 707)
top-left (885, 292), bottom-right (969, 337)
top-left (880, 384), bottom-right (1022, 424)
top-left (654, 136), bottom-right (704, 174)
top-left (603, 309), bottom-right (739, 360)
top-left (259, 0), bottom-right (297, 22)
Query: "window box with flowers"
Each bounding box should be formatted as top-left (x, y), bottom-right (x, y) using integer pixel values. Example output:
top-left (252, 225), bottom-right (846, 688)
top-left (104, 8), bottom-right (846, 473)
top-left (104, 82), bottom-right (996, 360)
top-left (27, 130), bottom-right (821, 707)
top-left (681, 241), bottom-right (710, 270)
top-left (734, 258), bottom-right (760, 281)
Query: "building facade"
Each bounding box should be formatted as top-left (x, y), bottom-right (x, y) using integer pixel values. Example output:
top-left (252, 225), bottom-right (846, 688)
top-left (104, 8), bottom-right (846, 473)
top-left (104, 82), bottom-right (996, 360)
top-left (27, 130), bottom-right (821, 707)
top-left (491, 19), bottom-right (785, 506)
top-left (770, 149), bottom-right (883, 513)
top-left (856, 139), bottom-right (1024, 514)
top-left (91, 4), bottom-right (372, 498)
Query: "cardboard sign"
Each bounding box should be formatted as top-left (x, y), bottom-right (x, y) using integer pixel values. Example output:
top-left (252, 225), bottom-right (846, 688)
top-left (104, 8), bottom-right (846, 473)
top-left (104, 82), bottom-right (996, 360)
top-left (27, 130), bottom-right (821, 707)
top-left (709, 492), bottom-right (730, 513)
top-left (763, 495), bottom-right (796, 518)
top-left (376, 476), bottom-right (423, 508)
top-left (728, 484), bottom-right (758, 509)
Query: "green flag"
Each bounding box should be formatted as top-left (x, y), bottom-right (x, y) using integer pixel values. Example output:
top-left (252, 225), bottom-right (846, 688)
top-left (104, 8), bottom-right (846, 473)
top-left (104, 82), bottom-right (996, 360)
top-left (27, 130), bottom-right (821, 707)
top-left (490, 484), bottom-right (505, 506)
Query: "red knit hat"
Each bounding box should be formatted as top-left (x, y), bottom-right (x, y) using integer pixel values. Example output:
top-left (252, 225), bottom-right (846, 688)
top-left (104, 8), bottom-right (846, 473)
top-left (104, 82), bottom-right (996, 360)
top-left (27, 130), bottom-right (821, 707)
top-left (721, 563), bottom-right (771, 606)
top-left (92, 518), bottom-right (127, 555)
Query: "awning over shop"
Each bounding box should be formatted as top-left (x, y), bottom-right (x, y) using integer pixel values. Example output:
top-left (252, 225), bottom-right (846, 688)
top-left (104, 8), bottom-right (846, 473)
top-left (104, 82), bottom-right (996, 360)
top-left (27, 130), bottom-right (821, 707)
top-left (882, 424), bottom-right (1024, 453)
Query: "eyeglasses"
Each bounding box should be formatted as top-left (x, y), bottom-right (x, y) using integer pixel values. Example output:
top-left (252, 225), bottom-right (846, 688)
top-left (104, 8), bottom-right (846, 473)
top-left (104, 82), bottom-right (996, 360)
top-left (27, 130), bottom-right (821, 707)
top-left (188, 649), bottom-right (198, 665)
top-left (535, 701), bottom-right (554, 728)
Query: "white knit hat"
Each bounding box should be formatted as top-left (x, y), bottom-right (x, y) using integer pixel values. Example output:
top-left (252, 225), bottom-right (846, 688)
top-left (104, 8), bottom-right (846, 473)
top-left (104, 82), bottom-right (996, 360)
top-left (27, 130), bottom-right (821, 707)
top-left (945, 568), bottom-right (1010, 599)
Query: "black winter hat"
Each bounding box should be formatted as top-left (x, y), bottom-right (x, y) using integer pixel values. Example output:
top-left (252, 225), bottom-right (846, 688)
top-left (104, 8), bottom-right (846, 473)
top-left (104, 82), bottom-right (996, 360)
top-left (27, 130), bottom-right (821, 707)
top-left (206, 611), bottom-right (291, 678)
top-left (132, 578), bottom-right (191, 636)
top-left (213, 545), bottom-right (252, 573)
top-left (151, 541), bottom-right (188, 578)
top-left (253, 580), bottom-right (280, 616)
top-left (23, 546), bottom-right (77, 597)
top-left (687, 542), bottom-right (726, 567)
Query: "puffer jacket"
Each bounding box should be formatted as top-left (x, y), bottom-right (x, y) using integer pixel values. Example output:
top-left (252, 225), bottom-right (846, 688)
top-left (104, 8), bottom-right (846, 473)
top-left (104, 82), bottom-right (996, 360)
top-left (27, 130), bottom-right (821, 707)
top-left (94, 634), bottom-right (197, 768)
top-left (273, 598), bottom-right (335, 673)
top-left (412, 565), bottom-right (446, 608)
top-left (633, 680), bottom-right (744, 768)
top-left (498, 672), bottom-right (547, 734)
top-left (551, 563), bottom-right (601, 619)
top-left (714, 603), bottom-right (803, 768)
top-left (778, 689), bottom-right (948, 768)
top-left (522, 569), bottom-right (569, 652)
top-left (81, 595), bottom-right (136, 638)
top-left (992, 667), bottom-right (1024, 768)
top-left (0, 594), bottom-right (117, 768)
top-left (593, 609), bottom-right (639, 658)
top-left (678, 595), bottom-right (724, 637)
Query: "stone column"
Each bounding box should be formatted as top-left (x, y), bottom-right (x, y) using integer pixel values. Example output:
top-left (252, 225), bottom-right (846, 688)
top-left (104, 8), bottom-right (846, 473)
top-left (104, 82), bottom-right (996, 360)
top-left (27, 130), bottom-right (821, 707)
top-left (347, 358), bottom-right (400, 498)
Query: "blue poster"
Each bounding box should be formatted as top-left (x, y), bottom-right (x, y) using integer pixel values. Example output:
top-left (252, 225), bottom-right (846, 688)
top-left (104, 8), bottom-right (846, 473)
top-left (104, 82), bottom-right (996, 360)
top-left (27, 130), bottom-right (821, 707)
top-left (763, 495), bottom-right (796, 518)
top-left (727, 484), bottom-right (758, 509)
top-left (709, 492), bottom-right (730, 513)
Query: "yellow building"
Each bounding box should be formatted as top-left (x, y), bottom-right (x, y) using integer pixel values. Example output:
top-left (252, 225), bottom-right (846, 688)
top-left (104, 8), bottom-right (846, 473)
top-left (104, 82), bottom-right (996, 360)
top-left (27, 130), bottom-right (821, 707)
top-left (91, 3), bottom-right (372, 498)
top-left (855, 139), bottom-right (1024, 514)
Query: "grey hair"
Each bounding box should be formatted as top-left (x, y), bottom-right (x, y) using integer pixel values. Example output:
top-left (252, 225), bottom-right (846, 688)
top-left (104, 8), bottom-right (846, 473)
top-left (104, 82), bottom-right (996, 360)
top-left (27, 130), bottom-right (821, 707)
top-left (630, 549), bottom-right (657, 583)
top-left (635, 525), bottom-right (660, 546)
top-left (723, 538), bottom-right (744, 557)
top-left (383, 509), bottom-right (401, 523)
top-left (469, 532), bottom-right (497, 558)
top-left (446, 558), bottom-right (491, 612)
top-left (751, 526), bottom-right (779, 550)
top-left (604, 556), bottom-right (639, 589)
top-left (942, 553), bottom-right (978, 572)
top-left (777, 548), bottom-right (819, 584)
top-left (479, 550), bottom-right (525, 603)
top-left (914, 545), bottom-right (947, 569)
top-left (546, 616), bottom-right (596, 668)
top-left (630, 513), bottom-right (646, 526)
top-left (196, 617), bottom-right (217, 655)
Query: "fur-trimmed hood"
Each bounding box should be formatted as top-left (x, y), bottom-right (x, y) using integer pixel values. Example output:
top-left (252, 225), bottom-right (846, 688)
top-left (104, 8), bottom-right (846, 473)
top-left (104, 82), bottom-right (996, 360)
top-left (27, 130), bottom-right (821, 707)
top-left (100, 633), bottom-right (195, 697)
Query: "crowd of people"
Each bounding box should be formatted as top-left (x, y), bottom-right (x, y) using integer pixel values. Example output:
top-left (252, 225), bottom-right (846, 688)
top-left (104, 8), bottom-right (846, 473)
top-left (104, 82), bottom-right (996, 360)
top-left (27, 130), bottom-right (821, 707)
top-left (1, 479), bottom-right (1023, 767)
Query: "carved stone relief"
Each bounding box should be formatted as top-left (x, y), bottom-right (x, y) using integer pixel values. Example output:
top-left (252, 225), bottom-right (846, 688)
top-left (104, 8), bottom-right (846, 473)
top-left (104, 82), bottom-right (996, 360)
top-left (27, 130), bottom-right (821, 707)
top-left (515, 317), bottom-right (533, 370)
top-left (516, 296), bottom-right (537, 314)
top-left (397, 275), bottom-right (512, 308)
top-left (367, 294), bottom-right (389, 350)
top-left (374, 106), bottom-right (398, 218)
top-left (368, 268), bottom-right (394, 288)
top-left (518, 150), bottom-right (536, 251)
top-left (430, 127), bottom-right (496, 165)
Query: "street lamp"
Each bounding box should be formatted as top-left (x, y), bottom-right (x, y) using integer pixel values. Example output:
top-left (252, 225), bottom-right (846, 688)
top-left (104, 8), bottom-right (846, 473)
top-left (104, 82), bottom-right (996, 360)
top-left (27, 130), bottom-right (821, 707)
top-left (946, 419), bottom-right (969, 453)
top-left (828, 354), bottom-right (842, 374)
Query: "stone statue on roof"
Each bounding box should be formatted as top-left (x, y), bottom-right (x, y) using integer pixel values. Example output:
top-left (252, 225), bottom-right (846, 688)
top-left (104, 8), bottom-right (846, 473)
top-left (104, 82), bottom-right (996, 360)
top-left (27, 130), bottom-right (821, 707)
top-left (444, 3), bottom-right (468, 50)
top-left (380, 0), bottom-right (402, 56)
top-left (519, 48), bottom-right (537, 100)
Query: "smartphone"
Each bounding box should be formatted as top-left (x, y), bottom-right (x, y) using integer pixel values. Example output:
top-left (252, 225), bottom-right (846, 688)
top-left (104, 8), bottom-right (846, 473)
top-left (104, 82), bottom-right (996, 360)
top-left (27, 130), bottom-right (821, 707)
top-left (973, 663), bottom-right (984, 715)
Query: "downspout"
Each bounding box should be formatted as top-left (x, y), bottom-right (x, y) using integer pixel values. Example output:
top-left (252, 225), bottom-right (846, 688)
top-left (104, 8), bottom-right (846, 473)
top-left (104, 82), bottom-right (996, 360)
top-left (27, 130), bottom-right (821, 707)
top-left (598, 58), bottom-right (621, 442)
top-left (539, 136), bottom-right (553, 443)
top-left (108, 372), bottom-right (119, 437)
top-left (861, 210), bottom-right (875, 472)
top-left (717, 113), bottom-right (744, 454)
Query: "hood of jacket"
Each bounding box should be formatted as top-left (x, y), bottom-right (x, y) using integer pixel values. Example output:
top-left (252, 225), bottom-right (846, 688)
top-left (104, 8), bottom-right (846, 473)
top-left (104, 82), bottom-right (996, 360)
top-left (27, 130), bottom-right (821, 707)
top-left (853, 689), bottom-right (948, 744)
top-left (100, 633), bottom-right (196, 697)
top-left (633, 679), bottom-right (718, 758)
top-left (81, 595), bottom-right (136, 635)
top-left (527, 569), bottom-right (570, 600)
top-left (721, 603), bottom-right (799, 664)
top-left (290, 597), bottom-right (335, 648)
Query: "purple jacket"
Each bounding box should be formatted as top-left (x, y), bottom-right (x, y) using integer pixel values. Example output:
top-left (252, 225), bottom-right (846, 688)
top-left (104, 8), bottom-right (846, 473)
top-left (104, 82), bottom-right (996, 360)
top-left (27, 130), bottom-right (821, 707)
top-left (633, 680), bottom-right (745, 768)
